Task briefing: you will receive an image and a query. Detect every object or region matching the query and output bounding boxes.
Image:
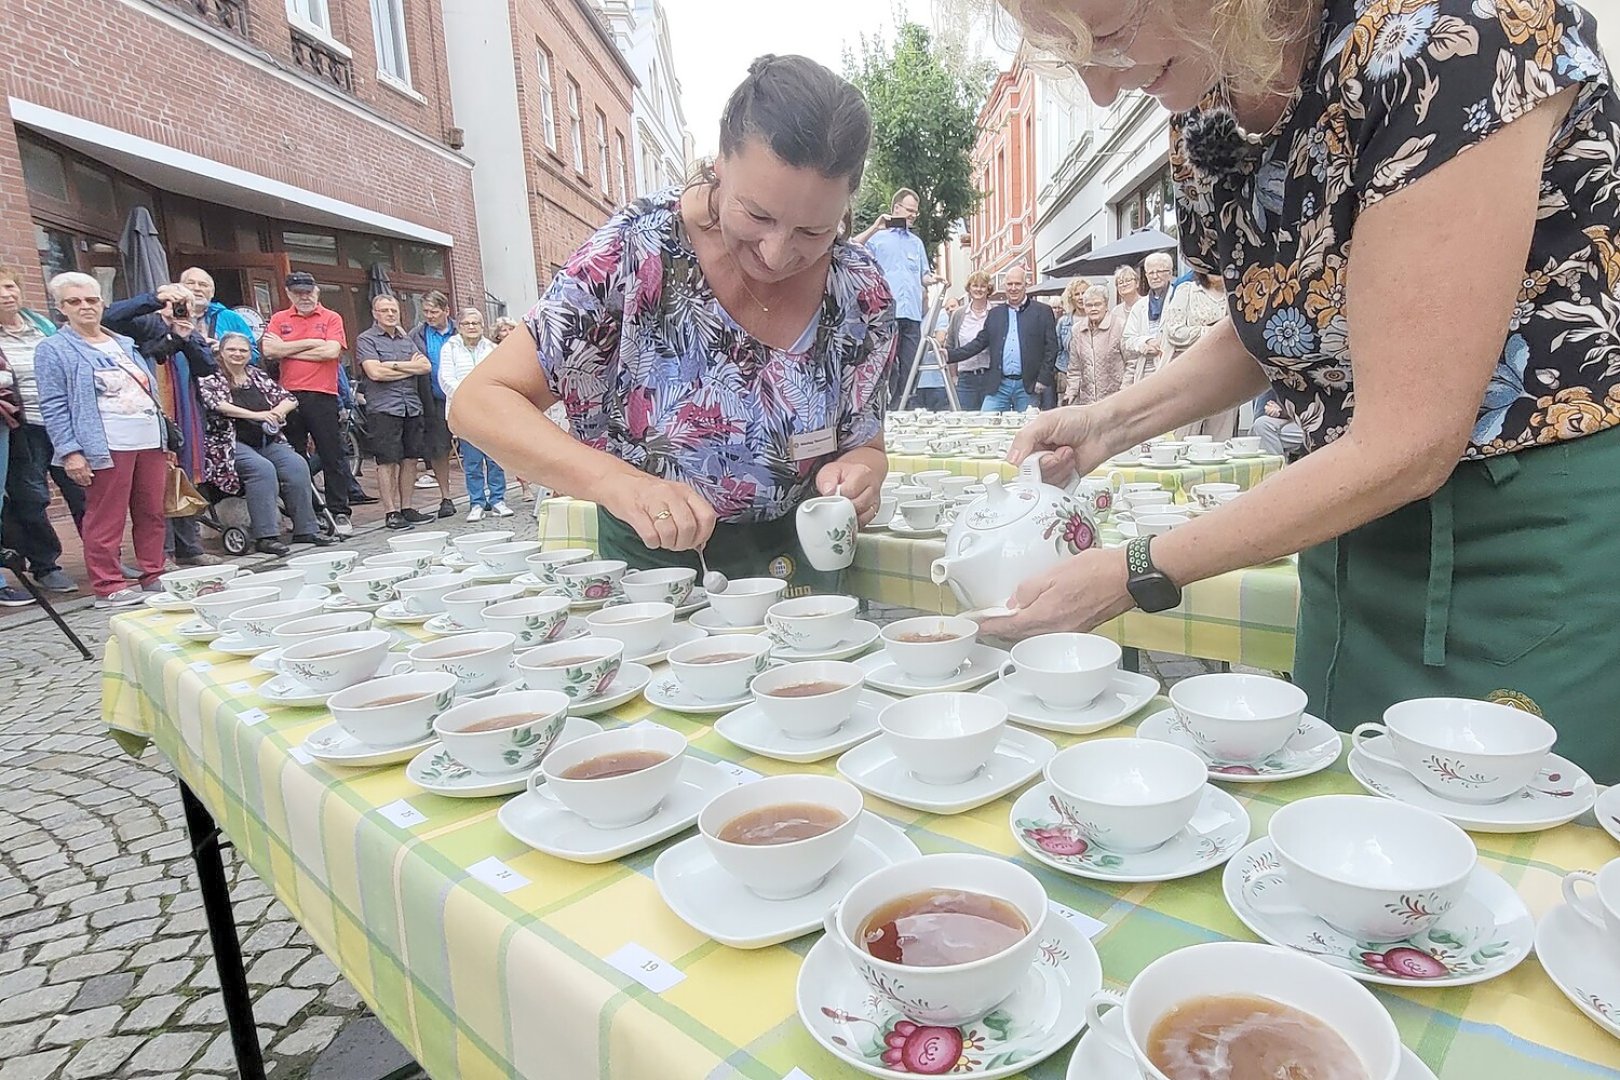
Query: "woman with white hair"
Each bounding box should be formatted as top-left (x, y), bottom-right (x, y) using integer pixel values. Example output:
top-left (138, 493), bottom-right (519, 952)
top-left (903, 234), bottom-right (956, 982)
top-left (34, 272), bottom-right (170, 607)
top-left (438, 308), bottom-right (510, 521)
top-left (1064, 284), bottom-right (1125, 407)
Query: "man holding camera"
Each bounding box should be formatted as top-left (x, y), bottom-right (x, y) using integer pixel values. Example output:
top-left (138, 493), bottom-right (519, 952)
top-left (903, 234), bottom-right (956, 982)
top-left (856, 187), bottom-right (940, 407)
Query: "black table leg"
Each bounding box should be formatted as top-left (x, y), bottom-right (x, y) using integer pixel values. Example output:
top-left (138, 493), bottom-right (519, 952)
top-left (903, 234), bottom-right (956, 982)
top-left (1121, 646), bottom-right (1141, 674)
top-left (180, 780), bottom-right (266, 1080)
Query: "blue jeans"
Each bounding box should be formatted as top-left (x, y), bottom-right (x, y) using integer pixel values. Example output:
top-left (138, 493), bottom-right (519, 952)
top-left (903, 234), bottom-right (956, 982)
top-left (955, 368), bottom-right (990, 411)
top-left (460, 440), bottom-right (506, 508)
top-left (981, 376), bottom-right (1031, 413)
top-left (235, 439), bottom-right (319, 539)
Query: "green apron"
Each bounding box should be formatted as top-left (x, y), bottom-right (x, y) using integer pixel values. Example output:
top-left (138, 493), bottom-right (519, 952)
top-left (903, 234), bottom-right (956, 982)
top-left (595, 507), bottom-right (843, 599)
top-left (1294, 424), bottom-right (1620, 784)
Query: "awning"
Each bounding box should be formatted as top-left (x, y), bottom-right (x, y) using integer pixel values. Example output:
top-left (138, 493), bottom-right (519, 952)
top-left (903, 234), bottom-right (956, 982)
top-left (1049, 228), bottom-right (1178, 277)
top-left (11, 99), bottom-right (453, 247)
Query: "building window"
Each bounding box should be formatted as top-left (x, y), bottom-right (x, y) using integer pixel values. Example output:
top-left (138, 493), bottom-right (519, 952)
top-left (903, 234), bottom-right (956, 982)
top-left (567, 78), bottom-right (584, 174)
top-left (286, 0), bottom-right (331, 34)
top-left (595, 110), bottom-right (610, 195)
top-left (536, 46), bottom-right (558, 151)
top-left (281, 229), bottom-right (340, 265)
top-left (1114, 165), bottom-right (1177, 243)
top-left (370, 0), bottom-right (411, 84)
top-left (614, 131), bottom-right (629, 201)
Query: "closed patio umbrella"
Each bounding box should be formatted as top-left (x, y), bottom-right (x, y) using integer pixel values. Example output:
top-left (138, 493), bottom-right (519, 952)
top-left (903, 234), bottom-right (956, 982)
top-left (118, 206), bottom-right (170, 297)
top-left (1048, 228), bottom-right (1179, 278)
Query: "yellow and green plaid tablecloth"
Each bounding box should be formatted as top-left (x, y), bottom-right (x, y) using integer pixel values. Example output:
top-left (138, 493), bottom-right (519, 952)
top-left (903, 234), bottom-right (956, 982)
top-left (885, 454), bottom-right (1286, 500)
top-left (538, 500), bottom-right (1303, 672)
top-left (101, 611), bottom-right (1620, 1079)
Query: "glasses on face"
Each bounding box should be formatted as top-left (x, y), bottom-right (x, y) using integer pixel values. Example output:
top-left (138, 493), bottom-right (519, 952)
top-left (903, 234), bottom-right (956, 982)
top-left (60, 297), bottom-right (102, 307)
top-left (1078, 0), bottom-right (1149, 70)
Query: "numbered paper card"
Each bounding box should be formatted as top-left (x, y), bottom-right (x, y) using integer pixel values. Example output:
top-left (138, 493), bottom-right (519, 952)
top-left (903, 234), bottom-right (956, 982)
top-left (1050, 903), bottom-right (1108, 939)
top-left (377, 800), bottom-right (428, 828)
top-left (604, 942), bottom-right (686, 993)
top-left (466, 856), bottom-right (530, 894)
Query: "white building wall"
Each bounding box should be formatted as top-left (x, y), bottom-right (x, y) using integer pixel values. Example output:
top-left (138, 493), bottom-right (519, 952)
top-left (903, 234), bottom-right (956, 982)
top-left (598, 0), bottom-right (692, 195)
top-left (1594, 0), bottom-right (1620, 67)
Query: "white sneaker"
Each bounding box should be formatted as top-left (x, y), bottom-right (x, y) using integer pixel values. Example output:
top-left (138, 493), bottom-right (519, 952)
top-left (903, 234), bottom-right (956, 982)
top-left (491, 501), bottom-right (514, 518)
top-left (414, 473), bottom-right (438, 489)
top-left (95, 587), bottom-right (145, 609)
top-left (333, 514), bottom-right (354, 537)
top-left (466, 505), bottom-right (485, 523)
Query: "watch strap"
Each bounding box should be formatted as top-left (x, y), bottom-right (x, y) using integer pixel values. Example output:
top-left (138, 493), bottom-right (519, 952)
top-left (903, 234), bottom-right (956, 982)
top-left (1126, 536), bottom-right (1154, 576)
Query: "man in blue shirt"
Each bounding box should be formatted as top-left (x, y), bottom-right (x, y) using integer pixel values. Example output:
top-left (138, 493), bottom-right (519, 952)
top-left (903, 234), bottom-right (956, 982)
top-left (409, 290), bottom-right (457, 518)
top-left (855, 188), bottom-right (938, 407)
top-left (945, 266), bottom-right (1058, 412)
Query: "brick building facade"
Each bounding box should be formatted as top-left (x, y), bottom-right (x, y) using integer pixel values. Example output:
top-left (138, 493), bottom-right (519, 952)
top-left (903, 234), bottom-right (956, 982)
top-left (0, 0), bottom-right (483, 340)
top-left (966, 51), bottom-right (1037, 288)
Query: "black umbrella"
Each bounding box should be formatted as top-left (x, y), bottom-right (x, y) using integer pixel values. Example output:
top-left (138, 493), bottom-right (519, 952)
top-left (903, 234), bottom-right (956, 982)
top-left (118, 206), bottom-right (170, 299)
top-left (1046, 228), bottom-right (1178, 278)
top-left (367, 262), bottom-right (393, 304)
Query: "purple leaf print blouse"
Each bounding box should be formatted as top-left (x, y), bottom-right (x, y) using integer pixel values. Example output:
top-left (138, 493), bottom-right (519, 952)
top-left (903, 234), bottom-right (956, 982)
top-left (524, 189), bottom-right (897, 524)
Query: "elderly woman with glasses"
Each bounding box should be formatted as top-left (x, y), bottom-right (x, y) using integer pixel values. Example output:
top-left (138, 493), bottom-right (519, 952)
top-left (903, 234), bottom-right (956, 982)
top-left (985, 0), bottom-right (1620, 783)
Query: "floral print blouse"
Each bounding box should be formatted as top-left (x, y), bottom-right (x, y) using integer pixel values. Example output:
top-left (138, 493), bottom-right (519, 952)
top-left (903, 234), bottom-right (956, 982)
top-left (196, 367), bottom-right (293, 495)
top-left (1173, 0), bottom-right (1619, 458)
top-left (524, 189), bottom-right (896, 523)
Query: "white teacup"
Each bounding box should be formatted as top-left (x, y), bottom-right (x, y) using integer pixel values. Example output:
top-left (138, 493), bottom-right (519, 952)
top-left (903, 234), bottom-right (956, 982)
top-left (327, 672), bottom-right (458, 747)
top-left (450, 529), bottom-right (515, 563)
top-left (278, 629), bottom-right (392, 692)
top-left (363, 550), bottom-right (436, 575)
top-left (824, 853), bottom-right (1048, 1027)
top-left (335, 567), bottom-right (414, 605)
top-left (1085, 941), bottom-right (1403, 1080)
top-left (1134, 514), bottom-right (1187, 537)
top-left (1121, 490), bottom-right (1174, 513)
top-left (880, 616), bottom-right (977, 683)
top-left (750, 661), bottom-right (866, 739)
top-left (1189, 482), bottom-right (1241, 508)
top-left (898, 499), bottom-right (945, 530)
top-left (442, 582), bottom-right (526, 629)
top-left (270, 611), bottom-right (372, 653)
top-left (912, 469), bottom-right (952, 494)
top-left (1186, 448), bottom-right (1227, 464)
top-left (706, 577), bottom-right (787, 627)
top-left (667, 634), bottom-right (773, 701)
top-left (225, 568), bottom-right (305, 601)
top-left (525, 548), bottom-right (594, 585)
top-left (1183, 434), bottom-right (1214, 445)
top-left (1003, 633), bottom-right (1121, 710)
top-left (224, 598), bottom-right (326, 647)
top-left (1119, 482), bottom-right (1163, 498)
top-left (1351, 697), bottom-right (1555, 804)
top-left (1228, 435), bottom-right (1264, 455)
top-left (700, 774), bottom-right (864, 898)
top-left (434, 689), bottom-right (569, 775)
top-left (1044, 739), bottom-right (1206, 853)
top-left (392, 631), bottom-right (517, 693)
top-left (765, 594), bottom-right (859, 651)
top-left (938, 476), bottom-right (976, 499)
top-left (160, 563), bottom-right (240, 601)
top-left (394, 572), bottom-right (466, 615)
top-left (1244, 794), bottom-right (1476, 942)
top-left (535, 723), bottom-right (687, 827)
top-left (515, 638), bottom-right (623, 700)
top-left (191, 586), bottom-right (280, 630)
top-left (1562, 858), bottom-right (1620, 952)
top-left (385, 529), bottom-right (450, 555)
top-left (878, 692), bottom-right (1006, 785)
top-left (478, 540), bottom-right (543, 574)
top-left (586, 601), bottom-right (675, 657)
top-left (870, 496), bottom-right (898, 527)
top-left (1149, 442), bottom-right (1184, 466)
top-left (621, 567), bottom-right (696, 607)
top-left (555, 559), bottom-right (628, 602)
top-left (1169, 672), bottom-right (1307, 764)
top-left (482, 595), bottom-right (571, 648)
top-left (287, 548), bottom-right (358, 585)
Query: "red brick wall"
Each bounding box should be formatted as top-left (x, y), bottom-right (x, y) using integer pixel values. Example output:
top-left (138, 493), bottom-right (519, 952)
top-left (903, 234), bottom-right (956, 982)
top-left (0, 86), bottom-right (44, 303)
top-left (0, 0), bottom-right (483, 309)
top-left (511, 0), bottom-right (636, 277)
top-left (969, 63), bottom-right (1037, 284)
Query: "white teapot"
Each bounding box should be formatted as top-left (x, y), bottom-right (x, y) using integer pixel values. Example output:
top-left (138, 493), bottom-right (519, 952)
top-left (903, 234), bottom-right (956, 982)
top-left (928, 451), bottom-right (1100, 611)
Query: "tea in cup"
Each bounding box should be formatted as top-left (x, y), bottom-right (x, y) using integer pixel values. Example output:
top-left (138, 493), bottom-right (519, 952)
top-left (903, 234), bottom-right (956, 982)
top-left (525, 547), bottom-right (594, 585)
top-left (555, 559), bottom-right (629, 602)
top-left (287, 548), bottom-right (358, 584)
top-left (750, 661), bottom-right (866, 738)
top-left (585, 601), bottom-right (675, 657)
top-left (621, 567), bottom-right (696, 607)
top-left (477, 540), bottom-right (544, 574)
top-left (880, 616), bottom-right (977, 682)
top-left (1351, 697), bottom-right (1555, 804)
top-left (898, 499), bottom-right (945, 530)
top-left (912, 469), bottom-right (952, 494)
top-left (192, 586), bottom-right (280, 630)
top-left (878, 692), bottom-right (1007, 785)
top-left (1561, 858), bottom-right (1620, 950)
top-left (765, 594), bottom-right (859, 651)
top-left (706, 577), bottom-right (787, 627)
top-left (1003, 633), bottom-right (1121, 710)
top-left (667, 634), bottom-right (773, 701)
top-left (824, 853), bottom-right (1047, 1027)
top-left (395, 572), bottom-right (472, 615)
top-left (1169, 672), bottom-right (1308, 764)
top-left (699, 774), bottom-right (864, 898)
top-left (224, 598), bottom-right (326, 647)
top-left (1244, 795), bottom-right (1476, 942)
top-left (278, 629), bottom-right (393, 692)
top-left (1190, 482), bottom-right (1241, 508)
top-left (515, 637), bottom-right (623, 700)
top-left (160, 562), bottom-right (239, 600)
top-left (392, 631), bottom-right (517, 693)
top-left (335, 566), bottom-right (414, 605)
top-left (442, 582), bottom-right (527, 629)
top-left (1228, 435), bottom-right (1264, 455)
top-left (433, 689), bottom-right (570, 775)
top-left (535, 723), bottom-right (687, 827)
top-left (327, 671), bottom-right (458, 747)
top-left (482, 595), bottom-right (571, 647)
top-left (385, 528), bottom-right (449, 556)
top-left (450, 529), bottom-right (515, 563)
top-left (1044, 739), bottom-right (1206, 853)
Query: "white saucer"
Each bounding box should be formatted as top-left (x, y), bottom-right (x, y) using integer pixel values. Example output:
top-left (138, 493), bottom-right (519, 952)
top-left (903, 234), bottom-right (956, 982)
top-left (564, 662), bottom-right (653, 717)
top-left (1597, 783), bottom-right (1620, 845)
top-left (422, 613), bottom-right (479, 635)
top-left (642, 673), bottom-right (753, 714)
top-left (209, 632), bottom-right (274, 657)
top-left (687, 608), bottom-right (766, 635)
top-left (405, 716), bottom-right (602, 798)
top-left (295, 584), bottom-right (331, 602)
top-left (500, 755), bottom-right (738, 863)
top-left (853, 644), bottom-right (1010, 696)
top-left (1535, 902), bottom-right (1620, 1040)
top-left (301, 723), bottom-right (436, 767)
top-left (1348, 738), bottom-right (1596, 833)
top-left (885, 521), bottom-right (945, 539)
top-left (1012, 782), bottom-right (1249, 883)
top-left (713, 690), bottom-right (892, 764)
top-left (1228, 449), bottom-right (1267, 458)
top-left (374, 601), bottom-right (432, 624)
top-left (1138, 709), bottom-right (1342, 782)
top-left (257, 674), bottom-right (338, 707)
top-left (143, 591), bottom-right (193, 613)
top-left (1133, 457), bottom-right (1183, 469)
top-left (981, 670), bottom-right (1160, 735)
top-left (1185, 455), bottom-right (1232, 466)
top-left (462, 564), bottom-right (517, 583)
top-left (176, 619), bottom-right (219, 642)
top-left (1223, 837), bottom-right (1533, 987)
top-left (837, 727), bottom-right (1055, 814)
top-left (655, 812), bottom-right (920, 949)
top-left (629, 622), bottom-right (709, 666)
top-left (323, 595), bottom-right (385, 612)
top-left (440, 552), bottom-right (476, 570)
top-left (769, 619), bottom-right (882, 662)
top-left (797, 902), bottom-right (1102, 1080)
top-left (1066, 1015), bottom-right (1438, 1080)
top-left (511, 571), bottom-right (566, 594)
top-left (251, 648), bottom-right (283, 673)
top-left (567, 593), bottom-right (619, 612)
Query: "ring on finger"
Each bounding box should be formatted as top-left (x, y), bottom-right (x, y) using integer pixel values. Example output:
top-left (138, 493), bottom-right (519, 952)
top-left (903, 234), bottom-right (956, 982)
top-left (653, 508), bottom-right (673, 521)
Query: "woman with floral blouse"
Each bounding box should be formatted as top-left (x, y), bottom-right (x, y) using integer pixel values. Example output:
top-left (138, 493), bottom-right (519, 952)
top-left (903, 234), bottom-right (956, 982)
top-left (984, 0), bottom-right (1619, 782)
top-left (451, 56), bottom-right (894, 593)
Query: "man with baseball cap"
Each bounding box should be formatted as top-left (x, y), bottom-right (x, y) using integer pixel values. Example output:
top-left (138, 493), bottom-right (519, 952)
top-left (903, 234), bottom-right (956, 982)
top-left (262, 273), bottom-right (355, 535)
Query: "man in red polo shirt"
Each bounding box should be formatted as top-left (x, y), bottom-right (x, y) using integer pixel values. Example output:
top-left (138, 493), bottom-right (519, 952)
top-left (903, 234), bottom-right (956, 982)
top-left (262, 273), bottom-right (355, 536)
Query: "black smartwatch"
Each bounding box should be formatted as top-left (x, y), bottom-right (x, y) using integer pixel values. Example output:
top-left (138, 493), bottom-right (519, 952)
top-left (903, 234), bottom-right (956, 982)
top-left (1125, 536), bottom-right (1182, 613)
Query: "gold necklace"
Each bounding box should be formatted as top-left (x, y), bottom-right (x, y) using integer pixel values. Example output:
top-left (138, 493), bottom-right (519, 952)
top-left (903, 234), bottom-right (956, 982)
top-left (727, 249), bottom-right (771, 314)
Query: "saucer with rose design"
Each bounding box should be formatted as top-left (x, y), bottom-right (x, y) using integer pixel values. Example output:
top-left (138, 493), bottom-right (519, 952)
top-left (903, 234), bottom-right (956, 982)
top-left (1534, 902), bottom-right (1620, 1041)
top-left (1136, 708), bottom-right (1342, 783)
top-left (795, 902), bottom-right (1101, 1079)
top-left (301, 723), bottom-right (436, 767)
top-left (1597, 785), bottom-right (1620, 846)
top-left (1349, 737), bottom-right (1595, 833)
top-left (1222, 837), bottom-right (1533, 988)
top-left (1011, 781), bottom-right (1249, 883)
top-left (405, 716), bottom-right (602, 798)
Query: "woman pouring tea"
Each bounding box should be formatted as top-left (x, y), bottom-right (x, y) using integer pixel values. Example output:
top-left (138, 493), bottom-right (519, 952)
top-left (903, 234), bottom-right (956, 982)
top-left (452, 56), bottom-right (895, 593)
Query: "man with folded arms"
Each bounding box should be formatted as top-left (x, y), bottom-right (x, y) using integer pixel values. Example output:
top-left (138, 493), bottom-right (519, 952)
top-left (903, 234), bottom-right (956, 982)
top-left (356, 295), bottom-right (435, 530)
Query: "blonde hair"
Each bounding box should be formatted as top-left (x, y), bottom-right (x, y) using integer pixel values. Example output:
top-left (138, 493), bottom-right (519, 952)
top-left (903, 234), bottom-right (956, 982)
top-left (965, 269), bottom-right (994, 293)
top-left (996, 0), bottom-right (1313, 97)
top-left (1061, 278), bottom-right (1089, 314)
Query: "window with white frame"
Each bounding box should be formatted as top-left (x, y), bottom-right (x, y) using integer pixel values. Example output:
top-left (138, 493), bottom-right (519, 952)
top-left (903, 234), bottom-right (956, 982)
top-left (614, 131), bottom-right (629, 202)
top-left (596, 110), bottom-right (610, 194)
top-left (567, 78), bottom-right (584, 173)
top-left (536, 46), bottom-right (558, 150)
top-left (286, 0), bottom-right (332, 34)
top-left (370, 0), bottom-right (411, 84)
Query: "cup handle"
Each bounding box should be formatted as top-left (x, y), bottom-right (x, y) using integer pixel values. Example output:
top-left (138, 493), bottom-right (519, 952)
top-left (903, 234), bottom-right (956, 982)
top-left (1562, 871), bottom-right (1606, 930)
top-left (1242, 868), bottom-right (1312, 918)
top-left (822, 902), bottom-right (843, 943)
top-left (388, 660), bottom-right (413, 676)
top-left (1104, 469), bottom-right (1124, 493)
top-left (526, 768), bottom-right (555, 801)
top-left (1350, 723), bottom-right (1406, 773)
top-left (1084, 989), bottom-right (1132, 1058)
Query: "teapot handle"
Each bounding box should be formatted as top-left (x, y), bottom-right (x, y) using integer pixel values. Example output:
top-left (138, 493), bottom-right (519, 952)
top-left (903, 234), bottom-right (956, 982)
top-left (1016, 450), bottom-right (1080, 494)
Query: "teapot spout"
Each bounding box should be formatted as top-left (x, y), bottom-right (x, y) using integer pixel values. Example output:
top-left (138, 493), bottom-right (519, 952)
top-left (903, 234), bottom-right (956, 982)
top-left (929, 556), bottom-right (974, 608)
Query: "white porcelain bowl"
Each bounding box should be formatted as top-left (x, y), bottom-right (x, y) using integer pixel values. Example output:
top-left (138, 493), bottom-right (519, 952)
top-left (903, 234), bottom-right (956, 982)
top-left (537, 724), bottom-right (688, 827)
top-left (878, 692), bottom-right (1007, 784)
top-left (585, 601), bottom-right (675, 657)
top-left (698, 774), bottom-right (864, 899)
top-left (385, 529), bottom-right (450, 555)
top-left (191, 586), bottom-right (280, 630)
top-left (750, 661), bottom-right (866, 739)
top-left (1044, 738), bottom-right (1207, 853)
top-left (1169, 672), bottom-right (1308, 764)
top-left (765, 594), bottom-right (859, 651)
top-left (667, 634), bottom-right (772, 701)
top-left (1352, 697), bottom-right (1556, 803)
top-left (880, 616), bottom-right (977, 682)
top-left (705, 577), bottom-right (787, 627)
top-left (1006, 633), bottom-right (1121, 710)
top-left (327, 672), bottom-right (458, 747)
top-left (223, 598), bottom-right (326, 646)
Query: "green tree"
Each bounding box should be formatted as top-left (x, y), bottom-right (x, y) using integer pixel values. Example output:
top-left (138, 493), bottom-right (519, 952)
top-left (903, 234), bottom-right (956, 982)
top-left (845, 22), bottom-right (989, 253)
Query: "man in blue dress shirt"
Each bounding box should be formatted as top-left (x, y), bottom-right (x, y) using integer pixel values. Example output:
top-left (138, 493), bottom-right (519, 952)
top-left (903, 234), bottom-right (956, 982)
top-left (945, 266), bottom-right (1058, 412)
top-left (856, 188), bottom-right (938, 407)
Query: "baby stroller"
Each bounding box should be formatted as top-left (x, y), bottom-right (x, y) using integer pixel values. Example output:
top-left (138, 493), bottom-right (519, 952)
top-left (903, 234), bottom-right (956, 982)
top-left (197, 479), bottom-right (338, 557)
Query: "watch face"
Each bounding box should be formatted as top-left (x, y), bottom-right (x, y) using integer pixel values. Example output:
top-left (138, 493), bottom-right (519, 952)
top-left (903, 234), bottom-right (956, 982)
top-left (1132, 573), bottom-right (1181, 613)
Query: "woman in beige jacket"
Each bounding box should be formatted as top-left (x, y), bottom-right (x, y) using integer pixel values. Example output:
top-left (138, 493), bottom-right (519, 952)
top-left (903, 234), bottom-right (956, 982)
top-left (1160, 272), bottom-right (1236, 439)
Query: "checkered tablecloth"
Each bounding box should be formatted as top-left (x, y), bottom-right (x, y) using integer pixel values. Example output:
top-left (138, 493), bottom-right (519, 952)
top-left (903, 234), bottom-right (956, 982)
top-left (100, 612), bottom-right (1620, 1079)
top-left (538, 499), bottom-right (1302, 672)
top-left (886, 453), bottom-right (1286, 500)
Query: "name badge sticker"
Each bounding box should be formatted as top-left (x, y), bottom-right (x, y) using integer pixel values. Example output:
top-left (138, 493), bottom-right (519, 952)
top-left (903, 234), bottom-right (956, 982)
top-left (789, 426), bottom-right (837, 462)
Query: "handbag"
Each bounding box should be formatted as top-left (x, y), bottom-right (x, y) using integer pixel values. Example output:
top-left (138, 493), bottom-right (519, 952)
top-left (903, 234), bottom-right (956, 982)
top-left (164, 464), bottom-right (208, 517)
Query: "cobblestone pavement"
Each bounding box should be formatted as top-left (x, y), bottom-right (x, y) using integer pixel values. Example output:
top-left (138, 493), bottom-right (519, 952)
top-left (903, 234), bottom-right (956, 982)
top-left (0, 499), bottom-right (1217, 1080)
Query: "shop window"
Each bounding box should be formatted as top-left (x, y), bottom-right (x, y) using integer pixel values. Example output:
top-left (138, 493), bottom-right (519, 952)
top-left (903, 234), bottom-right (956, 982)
top-left (282, 229), bottom-right (340, 265)
top-left (70, 162), bottom-right (115, 220)
top-left (168, 207), bottom-right (205, 248)
top-left (35, 225), bottom-right (76, 287)
top-left (20, 141), bottom-right (68, 202)
top-left (235, 219), bottom-right (265, 254)
top-left (347, 236), bottom-right (396, 270)
top-left (399, 243), bottom-right (445, 278)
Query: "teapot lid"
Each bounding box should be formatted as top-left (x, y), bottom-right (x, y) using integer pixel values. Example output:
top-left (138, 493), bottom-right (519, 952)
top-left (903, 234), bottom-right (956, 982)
top-left (964, 475), bottom-right (1038, 531)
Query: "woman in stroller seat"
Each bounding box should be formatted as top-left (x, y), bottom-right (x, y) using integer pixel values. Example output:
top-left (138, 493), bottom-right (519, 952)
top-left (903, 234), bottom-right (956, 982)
top-left (196, 333), bottom-right (333, 556)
